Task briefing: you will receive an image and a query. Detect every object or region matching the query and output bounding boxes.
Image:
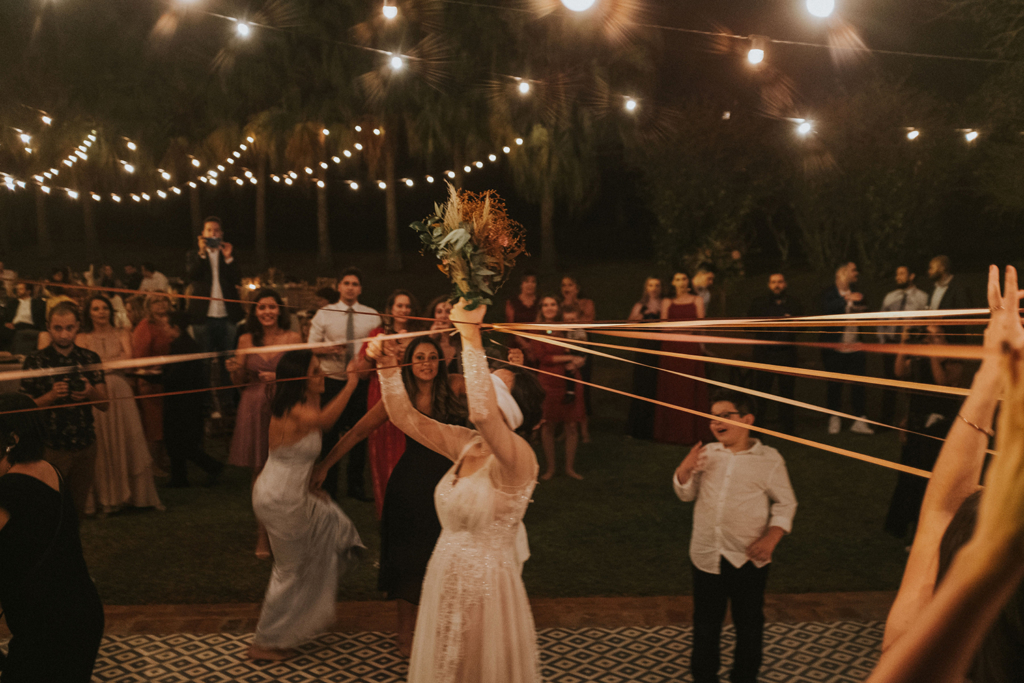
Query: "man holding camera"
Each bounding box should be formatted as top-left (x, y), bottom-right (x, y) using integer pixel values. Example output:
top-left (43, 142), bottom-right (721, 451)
top-left (20, 302), bottom-right (109, 515)
top-left (186, 217), bottom-right (244, 417)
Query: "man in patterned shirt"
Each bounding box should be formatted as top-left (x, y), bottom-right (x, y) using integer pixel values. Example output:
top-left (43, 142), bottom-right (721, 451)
top-left (20, 301), bottom-right (108, 515)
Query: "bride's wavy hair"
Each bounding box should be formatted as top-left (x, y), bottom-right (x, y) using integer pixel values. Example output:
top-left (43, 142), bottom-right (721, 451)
top-left (506, 366), bottom-right (545, 437)
top-left (270, 349), bottom-right (315, 418)
top-left (401, 337), bottom-right (466, 425)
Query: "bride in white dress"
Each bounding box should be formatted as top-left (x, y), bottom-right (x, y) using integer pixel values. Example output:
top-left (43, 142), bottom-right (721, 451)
top-left (369, 299), bottom-right (546, 683)
top-left (248, 349), bottom-right (365, 661)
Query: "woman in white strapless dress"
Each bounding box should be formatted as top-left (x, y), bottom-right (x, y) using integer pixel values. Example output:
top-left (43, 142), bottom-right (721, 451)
top-left (369, 299), bottom-right (547, 683)
top-left (248, 349), bottom-right (365, 661)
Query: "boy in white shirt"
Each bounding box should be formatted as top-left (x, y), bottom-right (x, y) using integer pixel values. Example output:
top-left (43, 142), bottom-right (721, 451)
top-left (673, 390), bottom-right (797, 683)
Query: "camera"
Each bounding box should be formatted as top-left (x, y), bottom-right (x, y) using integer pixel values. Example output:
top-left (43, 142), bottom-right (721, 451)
top-left (205, 236), bottom-right (222, 249)
top-left (66, 369), bottom-right (86, 394)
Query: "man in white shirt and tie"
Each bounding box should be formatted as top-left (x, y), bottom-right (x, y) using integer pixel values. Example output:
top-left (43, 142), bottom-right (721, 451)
top-left (878, 265), bottom-right (929, 426)
top-left (673, 391), bottom-right (797, 683)
top-left (308, 267), bottom-right (381, 501)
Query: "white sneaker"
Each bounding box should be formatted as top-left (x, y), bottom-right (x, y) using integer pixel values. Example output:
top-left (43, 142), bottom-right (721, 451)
top-left (828, 416), bottom-right (841, 434)
top-left (850, 418), bottom-right (875, 435)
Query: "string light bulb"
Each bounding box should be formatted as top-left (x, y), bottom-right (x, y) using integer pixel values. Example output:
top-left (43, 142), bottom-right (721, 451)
top-left (515, 138), bottom-right (524, 145)
top-left (67, 190), bottom-right (78, 199)
top-left (354, 143), bottom-right (364, 150)
top-left (383, 1), bottom-right (398, 19)
top-left (322, 128), bottom-right (330, 136)
top-left (161, 171), bottom-right (172, 180)
top-left (19, 133), bottom-right (30, 144)
top-left (373, 128), bottom-right (381, 136)
top-left (236, 21), bottom-right (251, 38)
top-left (157, 190), bottom-right (167, 198)
top-left (332, 156), bottom-right (341, 163)
top-left (405, 178), bottom-right (414, 186)
top-left (41, 115), bottom-right (52, 125)
top-left (474, 161), bottom-right (483, 168)
top-left (172, 187), bottom-right (182, 194)
top-left (40, 186), bottom-right (51, 194)
top-left (247, 136), bottom-right (255, 143)
top-left (126, 141), bottom-right (137, 151)
top-left (561, 0), bottom-right (596, 11)
top-left (446, 171), bottom-right (455, 178)
top-left (112, 194), bottom-right (122, 202)
top-left (464, 165), bottom-right (472, 173)
top-left (124, 163), bottom-right (135, 173)
top-left (343, 150), bottom-right (352, 157)
top-left (797, 121), bottom-right (813, 135)
top-left (624, 97), bottom-right (638, 112)
top-left (748, 35), bottom-right (768, 65)
top-left (350, 182), bottom-right (359, 190)
top-left (320, 162), bottom-right (328, 169)
top-left (503, 146), bottom-right (511, 153)
top-left (378, 181), bottom-right (387, 189)
top-left (390, 55), bottom-right (404, 70)
top-left (965, 130), bottom-right (979, 142)
top-left (518, 80), bottom-right (531, 94)
top-left (91, 193), bottom-right (102, 201)
top-left (489, 154), bottom-right (497, 161)
top-left (806, 0), bottom-right (834, 18)
top-left (906, 129), bottom-right (920, 140)
top-left (426, 175), bottom-right (434, 183)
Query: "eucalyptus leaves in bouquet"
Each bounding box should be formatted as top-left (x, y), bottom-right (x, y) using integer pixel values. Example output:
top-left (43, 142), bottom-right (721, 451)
top-left (411, 183), bottom-right (527, 310)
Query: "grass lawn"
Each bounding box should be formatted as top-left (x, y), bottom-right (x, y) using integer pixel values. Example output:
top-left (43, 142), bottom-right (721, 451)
top-left (79, 350), bottom-right (911, 605)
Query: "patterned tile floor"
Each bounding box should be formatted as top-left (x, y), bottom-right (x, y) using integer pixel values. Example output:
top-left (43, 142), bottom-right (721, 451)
top-left (83, 621), bottom-right (882, 682)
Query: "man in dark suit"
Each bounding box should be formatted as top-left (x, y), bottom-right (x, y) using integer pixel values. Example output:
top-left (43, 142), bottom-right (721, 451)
top-left (927, 255), bottom-right (972, 311)
top-left (747, 272), bottom-right (803, 434)
top-left (185, 216), bottom-right (244, 416)
top-left (2, 281), bottom-right (47, 354)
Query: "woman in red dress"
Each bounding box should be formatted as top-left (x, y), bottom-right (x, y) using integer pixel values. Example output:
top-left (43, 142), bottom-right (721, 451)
top-left (132, 293), bottom-right (175, 469)
top-left (506, 270), bottom-right (539, 364)
top-left (530, 295), bottom-right (586, 480)
top-left (357, 290), bottom-right (419, 518)
top-left (653, 272), bottom-right (712, 445)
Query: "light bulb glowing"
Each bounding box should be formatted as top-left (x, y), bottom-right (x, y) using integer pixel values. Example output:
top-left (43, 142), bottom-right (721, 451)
top-left (446, 171), bottom-right (455, 178)
top-left (67, 190), bottom-right (78, 199)
top-left (378, 181), bottom-right (387, 189)
top-left (188, 182), bottom-right (197, 188)
top-left (250, 177), bottom-right (257, 184)
top-left (192, 158), bottom-right (201, 167)
top-left (41, 116), bottom-right (52, 125)
top-left (515, 138), bottom-right (524, 145)
top-left (625, 97), bottom-right (638, 112)
top-left (40, 186), bottom-right (51, 194)
top-left (63, 160), bottom-right (73, 167)
top-left (285, 177), bottom-right (293, 185)
top-left (161, 171), bottom-right (171, 180)
top-left (797, 121), bottom-right (813, 135)
top-left (126, 141), bottom-right (137, 151)
top-left (200, 176), bottom-right (209, 183)
top-left (19, 133), bottom-right (30, 144)
top-left (907, 129), bottom-right (920, 140)
top-left (320, 162), bottom-right (328, 169)
top-left (806, 0), bottom-right (834, 17)
top-left (142, 193), bottom-right (151, 201)
top-left (172, 187), bottom-right (182, 194)
top-left (503, 146), bottom-right (511, 153)
top-left (518, 80), bottom-right (531, 94)
top-left (343, 150), bottom-right (352, 157)
top-left (233, 151), bottom-right (241, 158)
top-left (218, 165), bottom-right (225, 171)
top-left (488, 154), bottom-right (497, 161)
top-left (272, 175), bottom-right (280, 182)
top-left (390, 55), bottom-right (404, 70)
top-left (247, 136), bottom-right (255, 143)
top-left (124, 163), bottom-right (135, 173)
top-left (245, 170), bottom-right (253, 178)
top-left (383, 2), bottom-right (398, 19)
top-left (92, 193), bottom-right (102, 201)
top-left (747, 48), bottom-right (764, 64)
top-left (209, 179), bottom-right (217, 186)
top-left (405, 178), bottom-right (414, 186)
top-left (426, 175), bottom-right (434, 183)
top-left (305, 167), bottom-right (313, 175)
top-left (561, 0), bottom-right (596, 11)
top-left (332, 156), bottom-right (341, 163)
top-left (317, 180), bottom-right (325, 188)
top-left (131, 194), bottom-right (140, 202)
top-left (474, 161), bottom-right (483, 168)
top-left (236, 178), bottom-right (244, 186)
top-left (112, 194), bottom-right (122, 202)
top-left (289, 171), bottom-right (297, 179)
top-left (157, 190), bottom-right (167, 198)
top-left (354, 143), bottom-right (363, 150)
top-left (373, 128), bottom-right (381, 136)
top-left (350, 182), bottom-right (359, 190)
top-left (322, 128), bottom-right (330, 136)
top-left (236, 21), bottom-right (251, 38)
top-left (965, 130), bottom-right (979, 142)
top-left (209, 170), bottom-right (218, 178)
top-left (464, 165), bottom-right (472, 173)
top-left (355, 126), bottom-right (362, 132)
top-left (240, 144), bottom-right (247, 151)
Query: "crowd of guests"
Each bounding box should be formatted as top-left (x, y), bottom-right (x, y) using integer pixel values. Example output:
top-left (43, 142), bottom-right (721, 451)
top-left (0, 217), bottom-right (1004, 683)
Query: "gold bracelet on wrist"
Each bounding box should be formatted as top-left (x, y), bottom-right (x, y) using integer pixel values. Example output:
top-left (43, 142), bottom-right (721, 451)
top-left (957, 413), bottom-right (995, 438)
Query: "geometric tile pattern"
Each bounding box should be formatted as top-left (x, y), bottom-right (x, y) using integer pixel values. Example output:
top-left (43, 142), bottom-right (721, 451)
top-left (56, 621), bottom-right (882, 682)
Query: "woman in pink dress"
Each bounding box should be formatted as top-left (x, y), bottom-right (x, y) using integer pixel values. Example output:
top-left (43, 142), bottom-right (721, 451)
top-left (530, 295), bottom-right (586, 480)
top-left (356, 290), bottom-right (419, 518)
top-left (653, 271), bottom-right (712, 445)
top-left (228, 289), bottom-right (301, 559)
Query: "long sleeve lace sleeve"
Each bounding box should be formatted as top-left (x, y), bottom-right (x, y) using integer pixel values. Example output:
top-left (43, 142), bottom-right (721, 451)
top-left (377, 365), bottom-right (476, 461)
top-left (462, 345), bottom-right (538, 484)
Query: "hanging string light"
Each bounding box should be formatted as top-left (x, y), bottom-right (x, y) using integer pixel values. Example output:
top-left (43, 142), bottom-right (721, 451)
top-left (806, 0), bottom-right (835, 18)
top-left (561, 0), bottom-right (596, 12)
top-left (906, 128), bottom-right (920, 140)
top-left (382, 1), bottom-right (398, 19)
top-left (747, 35), bottom-right (768, 65)
top-left (624, 97), bottom-right (638, 112)
top-left (235, 20), bottom-right (252, 38)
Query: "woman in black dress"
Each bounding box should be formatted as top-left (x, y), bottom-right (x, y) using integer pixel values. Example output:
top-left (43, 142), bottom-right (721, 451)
top-left (626, 277), bottom-right (663, 440)
top-left (315, 337), bottom-right (466, 656)
top-left (0, 392), bottom-right (104, 682)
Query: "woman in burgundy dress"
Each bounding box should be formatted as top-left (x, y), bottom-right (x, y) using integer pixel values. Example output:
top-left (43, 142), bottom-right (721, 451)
top-left (653, 272), bottom-right (712, 445)
top-left (506, 270), bottom-right (539, 363)
top-left (530, 296), bottom-right (586, 480)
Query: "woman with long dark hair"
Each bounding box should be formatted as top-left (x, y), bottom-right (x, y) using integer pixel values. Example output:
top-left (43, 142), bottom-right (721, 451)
top-left (366, 299), bottom-right (546, 682)
top-left (227, 289), bottom-right (301, 559)
top-left (248, 349), bottom-right (364, 661)
top-left (314, 336), bottom-right (467, 656)
top-left (355, 289), bottom-right (421, 517)
top-left (0, 392), bottom-right (105, 681)
top-left (77, 294), bottom-right (162, 514)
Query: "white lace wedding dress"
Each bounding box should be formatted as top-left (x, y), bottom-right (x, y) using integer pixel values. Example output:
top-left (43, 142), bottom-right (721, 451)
top-left (379, 345), bottom-right (541, 683)
top-left (251, 430), bottom-right (365, 649)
